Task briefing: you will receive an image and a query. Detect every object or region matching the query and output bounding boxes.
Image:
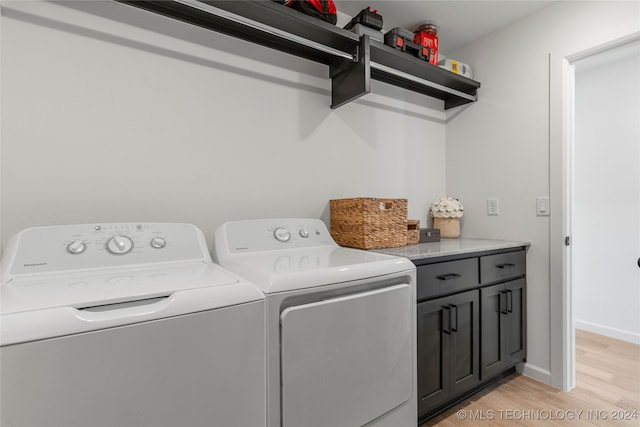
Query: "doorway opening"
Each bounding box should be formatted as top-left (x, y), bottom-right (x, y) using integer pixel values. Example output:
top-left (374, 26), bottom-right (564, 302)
top-left (558, 33), bottom-right (640, 392)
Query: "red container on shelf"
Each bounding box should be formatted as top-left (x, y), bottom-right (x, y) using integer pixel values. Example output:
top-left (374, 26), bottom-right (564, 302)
top-left (413, 22), bottom-right (438, 65)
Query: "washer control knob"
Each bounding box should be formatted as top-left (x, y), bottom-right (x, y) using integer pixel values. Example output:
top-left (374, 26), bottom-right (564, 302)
top-left (299, 228), bottom-right (309, 238)
top-left (106, 234), bottom-right (134, 255)
top-left (150, 237), bottom-right (166, 249)
top-left (67, 239), bottom-right (86, 254)
top-left (273, 227), bottom-right (291, 242)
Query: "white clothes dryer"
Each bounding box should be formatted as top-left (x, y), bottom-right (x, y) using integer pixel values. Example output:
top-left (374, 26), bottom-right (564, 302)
top-left (213, 218), bottom-right (417, 427)
top-left (0, 223), bottom-right (266, 427)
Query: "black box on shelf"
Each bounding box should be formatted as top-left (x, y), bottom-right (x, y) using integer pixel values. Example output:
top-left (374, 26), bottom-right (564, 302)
top-left (384, 27), bottom-right (413, 49)
top-left (384, 27), bottom-right (431, 62)
top-left (343, 7), bottom-right (383, 31)
top-left (419, 228), bottom-right (441, 243)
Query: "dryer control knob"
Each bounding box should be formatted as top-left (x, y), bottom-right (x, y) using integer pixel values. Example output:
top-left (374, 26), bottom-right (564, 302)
top-left (106, 234), bottom-right (134, 255)
top-left (67, 239), bottom-right (86, 254)
top-left (299, 228), bottom-right (309, 238)
top-left (150, 237), bottom-right (166, 249)
top-left (274, 227), bottom-right (291, 242)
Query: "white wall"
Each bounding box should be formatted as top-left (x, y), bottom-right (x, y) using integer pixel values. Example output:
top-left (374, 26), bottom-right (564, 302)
top-left (573, 45), bottom-right (640, 344)
top-left (445, 1), bottom-right (640, 385)
top-left (0, 0), bottom-right (447, 250)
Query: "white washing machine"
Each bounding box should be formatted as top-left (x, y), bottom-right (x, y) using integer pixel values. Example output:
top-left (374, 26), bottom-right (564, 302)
top-left (0, 223), bottom-right (266, 427)
top-left (213, 218), bottom-right (417, 427)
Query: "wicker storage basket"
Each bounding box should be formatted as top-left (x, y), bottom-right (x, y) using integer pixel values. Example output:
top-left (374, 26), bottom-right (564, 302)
top-left (330, 198), bottom-right (408, 249)
top-left (407, 219), bottom-right (420, 245)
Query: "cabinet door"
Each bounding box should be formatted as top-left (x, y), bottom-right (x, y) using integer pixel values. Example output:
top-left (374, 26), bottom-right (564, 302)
top-left (505, 279), bottom-right (527, 366)
top-left (480, 284), bottom-right (507, 380)
top-left (448, 290), bottom-right (481, 396)
top-left (417, 297), bottom-right (450, 416)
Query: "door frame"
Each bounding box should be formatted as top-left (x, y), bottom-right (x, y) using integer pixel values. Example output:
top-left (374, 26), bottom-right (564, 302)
top-left (550, 31), bottom-right (640, 392)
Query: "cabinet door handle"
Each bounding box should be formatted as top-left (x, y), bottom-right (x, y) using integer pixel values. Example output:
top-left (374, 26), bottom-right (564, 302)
top-left (496, 263), bottom-right (516, 269)
top-left (450, 304), bottom-right (458, 332)
top-left (442, 306), bottom-right (451, 334)
top-left (500, 291), bottom-right (508, 314)
top-left (507, 290), bottom-right (513, 313)
top-left (436, 273), bottom-right (462, 281)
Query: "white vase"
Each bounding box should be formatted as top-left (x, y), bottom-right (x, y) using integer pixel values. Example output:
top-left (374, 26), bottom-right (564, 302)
top-left (433, 217), bottom-right (460, 238)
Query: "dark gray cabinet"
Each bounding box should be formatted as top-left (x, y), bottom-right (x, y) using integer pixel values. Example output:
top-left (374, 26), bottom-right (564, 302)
top-left (479, 250), bottom-right (527, 380)
top-left (415, 247), bottom-right (527, 422)
top-left (480, 278), bottom-right (527, 380)
top-left (480, 251), bottom-right (526, 284)
top-left (417, 289), bottom-right (480, 415)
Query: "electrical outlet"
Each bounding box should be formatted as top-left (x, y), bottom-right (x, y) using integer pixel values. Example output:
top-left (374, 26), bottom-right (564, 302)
top-left (487, 199), bottom-right (499, 215)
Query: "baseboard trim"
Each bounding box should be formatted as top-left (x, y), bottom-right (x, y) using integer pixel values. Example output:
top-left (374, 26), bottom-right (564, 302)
top-left (575, 320), bottom-right (640, 345)
top-left (519, 362), bottom-right (552, 385)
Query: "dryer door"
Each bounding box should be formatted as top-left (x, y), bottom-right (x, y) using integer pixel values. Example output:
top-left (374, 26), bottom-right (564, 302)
top-left (280, 284), bottom-right (412, 427)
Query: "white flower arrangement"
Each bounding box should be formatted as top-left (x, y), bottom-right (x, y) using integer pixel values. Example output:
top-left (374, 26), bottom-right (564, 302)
top-left (430, 197), bottom-right (464, 219)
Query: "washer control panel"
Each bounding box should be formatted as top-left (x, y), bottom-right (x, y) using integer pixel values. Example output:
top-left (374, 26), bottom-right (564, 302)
top-left (4, 223), bottom-right (209, 278)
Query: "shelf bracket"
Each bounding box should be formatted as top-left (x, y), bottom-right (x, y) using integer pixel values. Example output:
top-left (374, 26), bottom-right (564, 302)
top-left (329, 35), bottom-right (371, 109)
top-left (329, 46), bottom-right (359, 78)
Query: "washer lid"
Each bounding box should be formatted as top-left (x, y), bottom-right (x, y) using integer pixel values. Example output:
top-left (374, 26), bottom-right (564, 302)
top-left (1, 261), bottom-right (251, 314)
top-left (0, 261), bottom-right (265, 346)
top-left (219, 246), bottom-right (414, 294)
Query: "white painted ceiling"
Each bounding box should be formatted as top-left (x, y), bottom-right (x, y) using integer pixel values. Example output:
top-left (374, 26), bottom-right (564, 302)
top-left (335, 0), bottom-right (556, 55)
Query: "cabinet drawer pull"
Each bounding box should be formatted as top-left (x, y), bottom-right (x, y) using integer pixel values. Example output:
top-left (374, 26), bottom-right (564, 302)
top-left (436, 273), bottom-right (462, 281)
top-left (496, 263), bottom-right (516, 269)
top-left (450, 304), bottom-right (458, 332)
top-left (442, 306), bottom-right (451, 334)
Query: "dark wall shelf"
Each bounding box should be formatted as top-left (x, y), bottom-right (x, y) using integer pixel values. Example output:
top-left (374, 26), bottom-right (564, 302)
top-left (118, 0), bottom-right (360, 65)
top-left (369, 41), bottom-right (480, 110)
top-left (116, 0), bottom-right (480, 110)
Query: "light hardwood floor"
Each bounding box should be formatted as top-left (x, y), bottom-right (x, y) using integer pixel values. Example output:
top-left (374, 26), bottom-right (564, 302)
top-left (423, 329), bottom-right (640, 426)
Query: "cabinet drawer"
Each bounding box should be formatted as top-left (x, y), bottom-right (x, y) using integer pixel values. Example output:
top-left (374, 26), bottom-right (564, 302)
top-left (480, 250), bottom-right (526, 284)
top-left (417, 258), bottom-right (479, 300)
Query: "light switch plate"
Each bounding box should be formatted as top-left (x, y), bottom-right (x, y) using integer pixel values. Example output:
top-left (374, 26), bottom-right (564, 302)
top-left (487, 199), bottom-right (499, 215)
top-left (536, 197), bottom-right (550, 216)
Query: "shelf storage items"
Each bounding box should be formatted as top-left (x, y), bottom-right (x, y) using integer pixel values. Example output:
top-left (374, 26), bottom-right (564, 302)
top-left (116, 0), bottom-right (481, 109)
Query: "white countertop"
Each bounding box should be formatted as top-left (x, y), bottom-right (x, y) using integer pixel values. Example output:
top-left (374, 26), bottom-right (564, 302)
top-left (370, 238), bottom-right (530, 260)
